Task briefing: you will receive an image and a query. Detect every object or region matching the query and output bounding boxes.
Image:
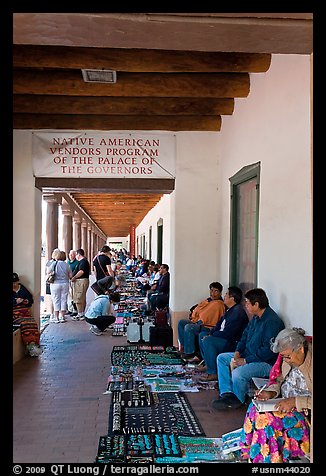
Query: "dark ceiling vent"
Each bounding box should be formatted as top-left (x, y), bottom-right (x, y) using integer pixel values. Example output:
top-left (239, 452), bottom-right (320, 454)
top-left (81, 69), bottom-right (117, 83)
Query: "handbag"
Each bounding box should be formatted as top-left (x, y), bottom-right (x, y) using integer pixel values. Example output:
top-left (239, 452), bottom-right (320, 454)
top-left (46, 261), bottom-right (57, 284)
top-left (155, 308), bottom-right (169, 327)
top-left (46, 274), bottom-right (55, 284)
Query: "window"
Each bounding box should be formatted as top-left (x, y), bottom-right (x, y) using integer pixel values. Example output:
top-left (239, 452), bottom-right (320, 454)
top-left (149, 226), bottom-right (152, 260)
top-left (157, 219), bottom-right (163, 265)
top-left (141, 234), bottom-right (146, 258)
top-left (229, 162), bottom-right (260, 293)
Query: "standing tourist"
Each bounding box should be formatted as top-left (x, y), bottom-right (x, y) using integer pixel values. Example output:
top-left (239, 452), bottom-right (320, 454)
top-left (70, 248), bottom-right (90, 320)
top-left (47, 249), bottom-right (72, 323)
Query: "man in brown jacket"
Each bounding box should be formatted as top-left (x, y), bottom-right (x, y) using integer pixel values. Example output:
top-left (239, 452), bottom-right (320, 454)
top-left (177, 281), bottom-right (225, 361)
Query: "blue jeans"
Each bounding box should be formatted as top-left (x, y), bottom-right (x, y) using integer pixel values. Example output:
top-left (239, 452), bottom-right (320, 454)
top-left (178, 319), bottom-right (209, 354)
top-left (84, 315), bottom-right (115, 332)
top-left (216, 352), bottom-right (273, 403)
top-left (199, 334), bottom-right (228, 375)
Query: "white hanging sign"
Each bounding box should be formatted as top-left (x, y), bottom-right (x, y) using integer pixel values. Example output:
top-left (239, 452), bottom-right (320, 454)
top-left (32, 131), bottom-right (176, 179)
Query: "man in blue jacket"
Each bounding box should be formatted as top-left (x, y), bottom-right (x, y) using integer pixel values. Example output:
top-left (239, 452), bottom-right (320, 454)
top-left (212, 288), bottom-right (285, 410)
top-left (198, 286), bottom-right (249, 382)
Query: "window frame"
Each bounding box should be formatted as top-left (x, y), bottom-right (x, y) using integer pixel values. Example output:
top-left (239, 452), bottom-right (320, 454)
top-left (229, 162), bottom-right (260, 290)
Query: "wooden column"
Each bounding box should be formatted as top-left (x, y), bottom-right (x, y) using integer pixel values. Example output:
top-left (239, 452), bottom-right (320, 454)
top-left (87, 225), bottom-right (92, 262)
top-left (61, 199), bottom-right (73, 256)
top-left (90, 227), bottom-right (96, 263)
top-left (43, 194), bottom-right (60, 261)
top-left (81, 219), bottom-right (88, 254)
top-left (94, 234), bottom-right (98, 255)
top-left (73, 212), bottom-right (82, 251)
top-left (129, 224), bottom-right (136, 257)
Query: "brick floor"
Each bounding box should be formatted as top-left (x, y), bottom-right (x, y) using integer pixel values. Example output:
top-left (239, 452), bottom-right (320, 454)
top-left (13, 319), bottom-right (247, 463)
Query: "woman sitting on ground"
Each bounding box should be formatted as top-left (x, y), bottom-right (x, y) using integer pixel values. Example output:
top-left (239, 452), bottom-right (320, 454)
top-left (13, 272), bottom-right (42, 357)
top-left (240, 327), bottom-right (312, 463)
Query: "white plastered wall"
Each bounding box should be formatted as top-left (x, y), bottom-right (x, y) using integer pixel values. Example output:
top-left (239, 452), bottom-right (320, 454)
top-left (137, 132), bottom-right (222, 312)
top-left (137, 132), bottom-right (222, 343)
top-left (136, 193), bottom-right (171, 266)
top-left (13, 130), bottom-right (42, 327)
top-left (218, 54), bottom-right (312, 334)
top-left (136, 54), bottom-right (312, 336)
top-left (108, 238), bottom-right (129, 250)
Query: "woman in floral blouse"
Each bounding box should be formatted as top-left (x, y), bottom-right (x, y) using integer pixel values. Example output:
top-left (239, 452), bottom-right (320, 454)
top-left (240, 327), bottom-right (312, 463)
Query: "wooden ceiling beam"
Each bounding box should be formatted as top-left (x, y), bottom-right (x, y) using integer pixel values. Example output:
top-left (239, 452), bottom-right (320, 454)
top-left (89, 214), bottom-right (157, 218)
top-left (77, 202), bottom-right (162, 207)
top-left (13, 95), bottom-right (234, 116)
top-left (95, 215), bottom-right (148, 219)
top-left (13, 13), bottom-right (313, 54)
top-left (73, 193), bottom-right (162, 199)
top-left (13, 70), bottom-right (250, 98)
top-left (14, 114), bottom-right (221, 131)
top-left (75, 209), bottom-right (162, 216)
top-left (36, 178), bottom-right (175, 193)
top-left (77, 201), bottom-right (162, 205)
top-left (79, 205), bottom-right (162, 211)
top-left (79, 200), bottom-right (161, 204)
top-left (13, 45), bottom-right (272, 73)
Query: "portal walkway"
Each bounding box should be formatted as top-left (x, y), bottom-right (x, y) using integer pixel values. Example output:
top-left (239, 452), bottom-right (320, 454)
top-left (13, 318), bottom-right (247, 463)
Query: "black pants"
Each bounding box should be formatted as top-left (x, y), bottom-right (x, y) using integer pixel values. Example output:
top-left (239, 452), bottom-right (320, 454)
top-left (149, 293), bottom-right (169, 311)
top-left (84, 315), bottom-right (116, 332)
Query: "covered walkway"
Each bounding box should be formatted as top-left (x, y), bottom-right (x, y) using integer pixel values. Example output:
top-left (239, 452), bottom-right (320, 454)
top-left (13, 318), bottom-right (247, 463)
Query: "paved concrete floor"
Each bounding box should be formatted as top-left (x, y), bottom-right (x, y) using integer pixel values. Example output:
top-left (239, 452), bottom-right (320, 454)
top-left (13, 319), bottom-right (248, 463)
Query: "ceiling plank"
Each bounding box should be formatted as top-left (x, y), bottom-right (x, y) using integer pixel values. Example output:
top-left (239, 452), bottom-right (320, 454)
top-left (13, 45), bottom-right (272, 73)
top-left (13, 70), bottom-right (250, 98)
top-left (71, 192), bottom-right (164, 236)
top-left (14, 114), bottom-right (222, 131)
top-left (14, 95), bottom-right (235, 116)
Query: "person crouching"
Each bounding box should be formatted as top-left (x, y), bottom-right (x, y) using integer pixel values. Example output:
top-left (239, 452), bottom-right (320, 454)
top-left (84, 281), bottom-right (120, 336)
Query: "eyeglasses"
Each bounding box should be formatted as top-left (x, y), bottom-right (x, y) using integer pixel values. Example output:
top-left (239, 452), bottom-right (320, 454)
top-left (280, 350), bottom-right (294, 360)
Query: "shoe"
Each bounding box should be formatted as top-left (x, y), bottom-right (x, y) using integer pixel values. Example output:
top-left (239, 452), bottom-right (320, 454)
top-left (27, 343), bottom-right (43, 357)
top-left (211, 393), bottom-right (243, 410)
top-left (59, 318), bottom-right (66, 323)
top-left (55, 319), bottom-right (61, 324)
top-left (199, 373), bottom-right (218, 382)
top-left (71, 315), bottom-right (79, 320)
top-left (71, 312), bottom-right (78, 317)
top-left (32, 346), bottom-right (43, 356)
top-left (77, 313), bottom-right (85, 320)
top-left (90, 325), bottom-right (103, 336)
